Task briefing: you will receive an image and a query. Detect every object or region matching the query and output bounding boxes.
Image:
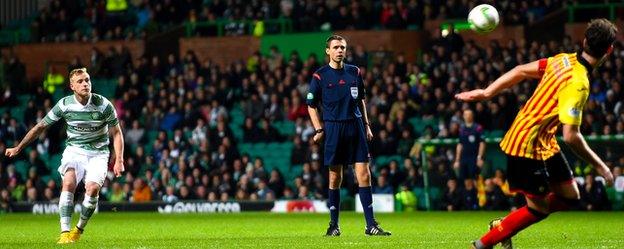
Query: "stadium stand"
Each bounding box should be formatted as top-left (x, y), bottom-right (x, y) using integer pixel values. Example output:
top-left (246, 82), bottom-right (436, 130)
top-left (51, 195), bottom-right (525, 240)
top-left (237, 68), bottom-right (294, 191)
top-left (1, 0), bottom-right (623, 212)
top-left (0, 0), bottom-right (565, 44)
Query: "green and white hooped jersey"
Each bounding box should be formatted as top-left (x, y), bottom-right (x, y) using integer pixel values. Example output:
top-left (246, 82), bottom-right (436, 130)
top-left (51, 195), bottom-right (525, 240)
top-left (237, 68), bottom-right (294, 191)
top-left (43, 93), bottom-right (119, 152)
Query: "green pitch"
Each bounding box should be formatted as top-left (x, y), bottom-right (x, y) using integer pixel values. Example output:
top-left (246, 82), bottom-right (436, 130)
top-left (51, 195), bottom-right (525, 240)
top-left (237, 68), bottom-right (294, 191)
top-left (1, 212), bottom-right (623, 248)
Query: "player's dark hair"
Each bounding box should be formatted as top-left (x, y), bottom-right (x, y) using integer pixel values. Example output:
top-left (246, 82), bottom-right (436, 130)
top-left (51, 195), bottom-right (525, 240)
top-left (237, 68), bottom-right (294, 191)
top-left (584, 19), bottom-right (618, 58)
top-left (326, 35), bottom-right (346, 48)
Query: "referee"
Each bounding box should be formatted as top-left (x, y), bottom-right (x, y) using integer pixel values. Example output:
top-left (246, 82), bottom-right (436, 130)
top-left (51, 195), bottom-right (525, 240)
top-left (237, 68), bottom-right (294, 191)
top-left (307, 35), bottom-right (391, 236)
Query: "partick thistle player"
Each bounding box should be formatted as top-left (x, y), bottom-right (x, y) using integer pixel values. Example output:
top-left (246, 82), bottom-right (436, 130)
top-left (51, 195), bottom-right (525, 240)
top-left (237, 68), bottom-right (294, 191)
top-left (457, 19), bottom-right (617, 249)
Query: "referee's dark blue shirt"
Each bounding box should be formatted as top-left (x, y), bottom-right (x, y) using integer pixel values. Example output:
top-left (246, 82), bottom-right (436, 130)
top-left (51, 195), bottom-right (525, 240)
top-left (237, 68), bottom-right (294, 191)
top-left (459, 124), bottom-right (484, 164)
top-left (305, 64), bottom-right (366, 120)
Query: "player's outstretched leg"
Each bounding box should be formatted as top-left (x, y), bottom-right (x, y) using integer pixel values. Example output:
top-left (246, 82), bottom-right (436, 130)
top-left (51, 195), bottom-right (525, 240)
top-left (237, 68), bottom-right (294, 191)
top-left (57, 191), bottom-right (75, 244)
top-left (489, 218), bottom-right (512, 249)
top-left (325, 188), bottom-right (341, 236)
top-left (472, 206), bottom-right (547, 249)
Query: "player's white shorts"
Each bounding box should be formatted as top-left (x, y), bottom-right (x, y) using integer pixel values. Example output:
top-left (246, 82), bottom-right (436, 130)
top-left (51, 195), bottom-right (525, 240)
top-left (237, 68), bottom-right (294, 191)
top-left (58, 146), bottom-right (109, 186)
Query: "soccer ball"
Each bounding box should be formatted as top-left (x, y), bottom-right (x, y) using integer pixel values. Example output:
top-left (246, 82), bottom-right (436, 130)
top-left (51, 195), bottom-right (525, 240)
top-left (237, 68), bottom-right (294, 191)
top-left (467, 4), bottom-right (499, 33)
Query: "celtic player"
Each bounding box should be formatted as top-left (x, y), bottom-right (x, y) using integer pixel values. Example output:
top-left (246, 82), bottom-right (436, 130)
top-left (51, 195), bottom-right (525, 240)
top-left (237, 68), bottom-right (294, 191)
top-left (5, 68), bottom-right (125, 244)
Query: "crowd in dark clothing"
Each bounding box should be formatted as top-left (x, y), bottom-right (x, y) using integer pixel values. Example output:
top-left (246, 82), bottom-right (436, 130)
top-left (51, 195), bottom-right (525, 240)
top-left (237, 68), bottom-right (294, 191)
top-left (4, 0), bottom-right (566, 42)
top-left (1, 27), bottom-right (623, 212)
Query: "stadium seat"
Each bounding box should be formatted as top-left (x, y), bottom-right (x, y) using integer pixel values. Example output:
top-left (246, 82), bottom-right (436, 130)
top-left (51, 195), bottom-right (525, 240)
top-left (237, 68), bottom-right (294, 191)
top-left (409, 117), bottom-right (439, 136)
top-left (413, 187), bottom-right (427, 210)
top-left (14, 160), bottom-right (30, 180)
top-left (388, 155), bottom-right (403, 167)
top-left (375, 155), bottom-right (389, 167)
top-left (10, 106), bottom-right (25, 122)
top-left (279, 121), bottom-right (296, 136)
top-left (267, 142), bottom-right (281, 150)
top-left (17, 94), bottom-right (31, 105)
top-left (486, 147), bottom-right (507, 172)
top-left (607, 187), bottom-right (624, 210)
top-left (428, 187), bottom-right (443, 209)
top-left (229, 124), bottom-right (244, 140)
top-left (146, 131), bottom-right (159, 143)
top-left (488, 130), bottom-right (505, 138)
top-left (615, 192), bottom-right (624, 211)
top-left (289, 164), bottom-right (303, 182)
top-left (412, 187), bottom-right (443, 210)
top-left (183, 131), bottom-right (192, 140)
top-left (279, 142), bottom-right (294, 151)
top-left (143, 144), bottom-right (153, 156)
top-left (253, 143), bottom-right (267, 150)
top-left (47, 154), bottom-right (62, 172)
top-left (40, 175), bottom-right (51, 185)
top-left (238, 143), bottom-right (253, 154)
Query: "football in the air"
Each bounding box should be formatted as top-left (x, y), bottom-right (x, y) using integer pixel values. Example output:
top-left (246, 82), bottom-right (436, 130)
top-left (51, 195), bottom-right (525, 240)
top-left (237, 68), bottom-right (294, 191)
top-left (467, 4), bottom-right (500, 33)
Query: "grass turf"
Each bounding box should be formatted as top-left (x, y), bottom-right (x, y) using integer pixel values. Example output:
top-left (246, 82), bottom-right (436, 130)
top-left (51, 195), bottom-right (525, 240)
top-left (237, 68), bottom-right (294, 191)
top-left (0, 211), bottom-right (622, 248)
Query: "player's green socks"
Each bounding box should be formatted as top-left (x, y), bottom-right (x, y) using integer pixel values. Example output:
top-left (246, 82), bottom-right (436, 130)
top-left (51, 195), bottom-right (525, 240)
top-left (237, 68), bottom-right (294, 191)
top-left (59, 191), bottom-right (74, 232)
top-left (77, 195), bottom-right (98, 230)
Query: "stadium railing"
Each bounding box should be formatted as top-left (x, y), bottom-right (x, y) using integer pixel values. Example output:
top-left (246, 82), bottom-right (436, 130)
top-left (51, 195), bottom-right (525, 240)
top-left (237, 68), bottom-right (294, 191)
top-left (184, 18), bottom-right (293, 37)
top-left (567, 3), bottom-right (624, 22)
top-left (0, 58), bottom-right (4, 86)
top-left (418, 134), bottom-right (624, 211)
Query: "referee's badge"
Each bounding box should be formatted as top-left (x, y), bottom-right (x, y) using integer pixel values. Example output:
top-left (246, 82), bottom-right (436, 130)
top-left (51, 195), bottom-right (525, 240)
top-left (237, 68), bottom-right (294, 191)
top-left (350, 87), bottom-right (358, 99)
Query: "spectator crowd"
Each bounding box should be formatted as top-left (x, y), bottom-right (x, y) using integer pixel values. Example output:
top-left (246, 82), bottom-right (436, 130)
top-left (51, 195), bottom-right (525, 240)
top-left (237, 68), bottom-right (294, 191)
top-left (1, 7), bottom-right (623, 212)
top-left (1, 0), bottom-right (565, 42)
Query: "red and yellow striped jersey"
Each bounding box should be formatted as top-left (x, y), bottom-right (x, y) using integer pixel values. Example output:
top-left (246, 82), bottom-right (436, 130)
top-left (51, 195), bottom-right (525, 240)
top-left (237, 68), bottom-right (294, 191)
top-left (500, 52), bottom-right (591, 160)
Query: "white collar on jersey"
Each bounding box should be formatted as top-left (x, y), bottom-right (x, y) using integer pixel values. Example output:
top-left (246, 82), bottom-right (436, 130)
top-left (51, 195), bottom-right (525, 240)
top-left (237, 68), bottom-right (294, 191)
top-left (73, 93), bottom-right (93, 107)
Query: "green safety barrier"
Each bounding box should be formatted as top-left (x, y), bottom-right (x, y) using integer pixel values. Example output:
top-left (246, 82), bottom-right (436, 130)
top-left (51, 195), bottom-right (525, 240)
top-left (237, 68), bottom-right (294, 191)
top-left (419, 134), bottom-right (624, 146)
top-left (567, 3), bottom-right (624, 22)
top-left (185, 18), bottom-right (293, 37)
top-left (0, 57), bottom-right (4, 87)
top-left (417, 134), bottom-right (624, 211)
top-left (0, 28), bottom-right (30, 46)
top-left (259, 32), bottom-right (331, 61)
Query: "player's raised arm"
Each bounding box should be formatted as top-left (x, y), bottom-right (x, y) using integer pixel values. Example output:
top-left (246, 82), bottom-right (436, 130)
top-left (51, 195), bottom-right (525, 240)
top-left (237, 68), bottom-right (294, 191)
top-left (4, 121), bottom-right (49, 157)
top-left (455, 59), bottom-right (544, 102)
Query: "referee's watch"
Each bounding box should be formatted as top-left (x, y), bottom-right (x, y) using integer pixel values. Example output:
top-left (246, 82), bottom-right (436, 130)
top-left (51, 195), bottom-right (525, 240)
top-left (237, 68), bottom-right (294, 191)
top-left (315, 129), bottom-right (324, 134)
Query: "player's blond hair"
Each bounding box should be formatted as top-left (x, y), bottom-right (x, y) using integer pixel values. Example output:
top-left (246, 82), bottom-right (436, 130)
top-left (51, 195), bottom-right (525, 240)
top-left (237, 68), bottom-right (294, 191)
top-left (69, 67), bottom-right (88, 81)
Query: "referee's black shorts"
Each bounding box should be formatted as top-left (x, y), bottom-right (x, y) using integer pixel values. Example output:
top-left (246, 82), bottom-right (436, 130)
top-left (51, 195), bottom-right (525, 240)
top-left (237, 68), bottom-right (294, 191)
top-left (323, 118), bottom-right (370, 166)
top-left (506, 152), bottom-right (574, 198)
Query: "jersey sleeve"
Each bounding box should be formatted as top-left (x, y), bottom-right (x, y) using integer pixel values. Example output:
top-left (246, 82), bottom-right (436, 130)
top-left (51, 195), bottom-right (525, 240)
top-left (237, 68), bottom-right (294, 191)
top-left (42, 100), bottom-right (64, 126)
top-left (537, 58), bottom-right (548, 76)
top-left (558, 80), bottom-right (589, 125)
top-left (103, 99), bottom-right (120, 127)
top-left (357, 67), bottom-right (366, 100)
top-left (306, 72), bottom-right (321, 107)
